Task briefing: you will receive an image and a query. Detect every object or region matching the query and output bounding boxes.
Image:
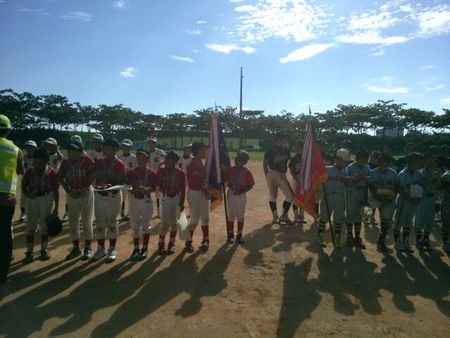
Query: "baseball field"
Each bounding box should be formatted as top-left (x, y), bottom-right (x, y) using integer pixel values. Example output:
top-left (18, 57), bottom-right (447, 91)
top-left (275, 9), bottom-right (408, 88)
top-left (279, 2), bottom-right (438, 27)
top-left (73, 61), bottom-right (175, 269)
top-left (1, 160), bottom-right (449, 338)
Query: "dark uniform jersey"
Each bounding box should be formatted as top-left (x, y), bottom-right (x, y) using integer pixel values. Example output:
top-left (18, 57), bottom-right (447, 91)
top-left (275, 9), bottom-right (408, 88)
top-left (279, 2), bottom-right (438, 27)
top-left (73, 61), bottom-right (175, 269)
top-left (264, 146), bottom-right (290, 174)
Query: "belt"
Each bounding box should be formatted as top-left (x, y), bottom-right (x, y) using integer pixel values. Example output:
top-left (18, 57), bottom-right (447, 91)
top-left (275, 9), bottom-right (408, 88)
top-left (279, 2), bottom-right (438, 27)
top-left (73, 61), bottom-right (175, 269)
top-left (96, 191), bottom-right (118, 197)
top-left (163, 193), bottom-right (179, 197)
top-left (133, 194), bottom-right (151, 199)
top-left (35, 192), bottom-right (50, 197)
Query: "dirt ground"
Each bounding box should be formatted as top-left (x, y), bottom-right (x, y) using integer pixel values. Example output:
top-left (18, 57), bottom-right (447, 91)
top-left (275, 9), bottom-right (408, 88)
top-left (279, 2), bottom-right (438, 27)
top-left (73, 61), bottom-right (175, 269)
top-left (1, 160), bottom-right (449, 338)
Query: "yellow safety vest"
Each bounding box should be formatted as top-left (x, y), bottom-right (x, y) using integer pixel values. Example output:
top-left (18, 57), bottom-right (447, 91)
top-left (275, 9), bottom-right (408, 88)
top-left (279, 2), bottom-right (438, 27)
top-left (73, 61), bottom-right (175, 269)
top-left (0, 137), bottom-right (19, 195)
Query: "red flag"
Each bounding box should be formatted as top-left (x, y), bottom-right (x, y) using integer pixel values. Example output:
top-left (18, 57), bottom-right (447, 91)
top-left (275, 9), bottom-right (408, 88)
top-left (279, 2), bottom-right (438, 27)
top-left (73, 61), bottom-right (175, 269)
top-left (294, 119), bottom-right (328, 216)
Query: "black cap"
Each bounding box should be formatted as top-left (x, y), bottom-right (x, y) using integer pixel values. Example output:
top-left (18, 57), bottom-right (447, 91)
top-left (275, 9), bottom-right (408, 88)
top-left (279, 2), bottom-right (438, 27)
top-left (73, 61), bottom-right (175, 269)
top-left (33, 148), bottom-right (50, 161)
top-left (136, 148), bottom-right (150, 157)
top-left (103, 138), bottom-right (120, 148)
top-left (235, 149), bottom-right (250, 163)
top-left (67, 140), bottom-right (83, 151)
top-left (191, 141), bottom-right (209, 155)
top-left (165, 150), bottom-right (180, 162)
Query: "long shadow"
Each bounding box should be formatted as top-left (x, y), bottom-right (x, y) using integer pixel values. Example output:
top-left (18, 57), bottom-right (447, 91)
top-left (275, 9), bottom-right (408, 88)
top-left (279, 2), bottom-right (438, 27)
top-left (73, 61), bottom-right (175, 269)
top-left (90, 244), bottom-right (237, 338)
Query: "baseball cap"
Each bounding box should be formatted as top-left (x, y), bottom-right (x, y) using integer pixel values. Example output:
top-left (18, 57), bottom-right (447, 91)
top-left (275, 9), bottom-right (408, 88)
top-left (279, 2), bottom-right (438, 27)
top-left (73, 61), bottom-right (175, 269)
top-left (103, 138), bottom-right (121, 148)
top-left (191, 141), bottom-right (209, 154)
top-left (236, 149), bottom-right (250, 162)
top-left (165, 150), bottom-right (180, 162)
top-left (183, 143), bottom-right (192, 149)
top-left (146, 136), bottom-right (158, 143)
top-left (33, 148), bottom-right (50, 161)
top-left (43, 137), bottom-right (58, 146)
top-left (71, 135), bottom-right (83, 144)
top-left (67, 140), bottom-right (83, 151)
top-left (0, 114), bottom-right (11, 129)
top-left (121, 139), bottom-right (133, 147)
top-left (336, 148), bottom-right (351, 162)
top-left (92, 133), bottom-right (104, 141)
top-left (24, 140), bottom-right (37, 148)
top-left (136, 148), bottom-right (150, 157)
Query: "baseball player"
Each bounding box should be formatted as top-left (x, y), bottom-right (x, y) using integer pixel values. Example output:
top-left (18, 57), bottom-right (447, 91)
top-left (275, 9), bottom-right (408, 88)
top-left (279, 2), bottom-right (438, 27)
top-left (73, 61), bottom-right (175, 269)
top-left (22, 149), bottom-right (60, 262)
top-left (415, 153), bottom-right (439, 250)
top-left (92, 138), bottom-right (128, 262)
top-left (345, 150), bottom-right (371, 249)
top-left (43, 137), bottom-right (63, 169)
top-left (146, 136), bottom-right (166, 218)
top-left (393, 152), bottom-right (423, 253)
top-left (368, 154), bottom-right (399, 252)
top-left (316, 149), bottom-right (351, 248)
top-left (186, 141), bottom-right (210, 252)
top-left (441, 159), bottom-right (450, 253)
top-left (263, 133), bottom-right (294, 224)
top-left (288, 140), bottom-right (305, 224)
top-left (179, 143), bottom-right (193, 172)
top-left (89, 133), bottom-right (104, 160)
top-left (119, 139), bottom-right (137, 220)
top-left (364, 150), bottom-right (381, 226)
top-left (224, 150), bottom-right (255, 245)
top-left (127, 148), bottom-right (158, 260)
top-left (19, 140), bottom-right (37, 221)
top-left (58, 140), bottom-right (96, 260)
top-left (157, 151), bottom-right (186, 255)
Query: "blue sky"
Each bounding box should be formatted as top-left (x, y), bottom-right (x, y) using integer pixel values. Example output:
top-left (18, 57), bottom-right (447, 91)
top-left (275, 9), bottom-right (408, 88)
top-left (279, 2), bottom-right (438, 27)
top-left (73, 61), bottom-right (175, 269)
top-left (1, 0), bottom-right (449, 116)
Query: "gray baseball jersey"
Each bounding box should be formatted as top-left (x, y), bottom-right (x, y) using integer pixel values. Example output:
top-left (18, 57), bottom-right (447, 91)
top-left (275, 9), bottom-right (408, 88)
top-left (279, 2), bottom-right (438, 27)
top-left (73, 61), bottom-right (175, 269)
top-left (346, 162), bottom-right (370, 189)
top-left (369, 168), bottom-right (398, 193)
top-left (119, 153), bottom-right (137, 169)
top-left (324, 165), bottom-right (348, 193)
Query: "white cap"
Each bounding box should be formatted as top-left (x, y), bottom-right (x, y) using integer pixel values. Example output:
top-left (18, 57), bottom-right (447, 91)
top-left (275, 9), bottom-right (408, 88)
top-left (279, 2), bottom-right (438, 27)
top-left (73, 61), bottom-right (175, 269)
top-left (43, 137), bottom-right (58, 146)
top-left (183, 143), bottom-right (192, 148)
top-left (146, 136), bottom-right (157, 143)
top-left (92, 133), bottom-right (104, 141)
top-left (71, 135), bottom-right (83, 143)
top-left (336, 148), bottom-right (351, 162)
top-left (24, 140), bottom-right (37, 147)
top-left (121, 139), bottom-right (133, 147)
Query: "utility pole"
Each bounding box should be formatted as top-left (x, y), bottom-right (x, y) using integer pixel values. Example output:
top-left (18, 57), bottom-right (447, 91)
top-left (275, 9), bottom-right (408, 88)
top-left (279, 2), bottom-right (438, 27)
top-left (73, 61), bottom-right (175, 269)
top-left (239, 67), bottom-right (243, 149)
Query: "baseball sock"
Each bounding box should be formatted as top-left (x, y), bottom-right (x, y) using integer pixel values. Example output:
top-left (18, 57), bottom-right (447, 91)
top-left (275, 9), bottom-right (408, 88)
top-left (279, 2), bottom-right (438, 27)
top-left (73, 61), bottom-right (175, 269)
top-left (227, 221), bottom-right (234, 234)
top-left (415, 228), bottom-right (423, 241)
top-left (237, 221), bottom-right (244, 234)
top-left (26, 234), bottom-right (34, 252)
top-left (73, 239), bottom-right (80, 248)
top-left (380, 221), bottom-right (388, 240)
top-left (189, 230), bottom-right (194, 239)
top-left (169, 231), bottom-right (177, 243)
top-left (121, 202), bottom-right (125, 215)
top-left (443, 227), bottom-right (449, 243)
top-left (143, 234), bottom-right (150, 248)
top-left (346, 223), bottom-right (353, 237)
top-left (282, 201), bottom-right (291, 217)
top-left (110, 238), bottom-right (117, 248)
top-left (393, 230), bottom-right (400, 243)
top-left (85, 240), bottom-right (91, 249)
top-left (201, 225), bottom-right (209, 240)
top-left (293, 206), bottom-right (299, 218)
top-left (98, 238), bottom-right (105, 248)
top-left (269, 201), bottom-right (277, 213)
top-left (156, 199), bottom-right (160, 211)
top-left (21, 207), bottom-right (25, 214)
top-left (158, 235), bottom-right (165, 243)
top-left (402, 230), bottom-right (410, 243)
top-left (354, 222), bottom-right (361, 238)
top-left (41, 235), bottom-right (49, 250)
top-left (334, 223), bottom-right (342, 235)
top-left (133, 238), bottom-right (139, 249)
top-left (317, 221), bottom-right (326, 235)
top-left (423, 231), bottom-right (430, 240)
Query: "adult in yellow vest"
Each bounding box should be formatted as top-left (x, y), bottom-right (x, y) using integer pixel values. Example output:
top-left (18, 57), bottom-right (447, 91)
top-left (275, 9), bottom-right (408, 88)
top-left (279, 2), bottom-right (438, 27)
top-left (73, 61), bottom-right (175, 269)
top-left (0, 114), bottom-right (24, 286)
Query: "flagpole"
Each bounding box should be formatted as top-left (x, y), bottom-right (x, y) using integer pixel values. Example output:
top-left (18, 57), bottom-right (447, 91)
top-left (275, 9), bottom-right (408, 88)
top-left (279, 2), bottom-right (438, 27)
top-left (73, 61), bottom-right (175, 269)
top-left (321, 184), bottom-right (336, 247)
top-left (222, 179), bottom-right (230, 238)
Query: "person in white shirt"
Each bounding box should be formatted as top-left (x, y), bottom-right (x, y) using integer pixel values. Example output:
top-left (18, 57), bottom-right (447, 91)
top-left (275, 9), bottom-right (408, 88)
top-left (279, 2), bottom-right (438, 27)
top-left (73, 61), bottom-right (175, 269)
top-left (119, 139), bottom-right (136, 219)
top-left (146, 136), bottom-right (166, 218)
top-left (89, 134), bottom-right (104, 160)
top-left (178, 143), bottom-right (193, 172)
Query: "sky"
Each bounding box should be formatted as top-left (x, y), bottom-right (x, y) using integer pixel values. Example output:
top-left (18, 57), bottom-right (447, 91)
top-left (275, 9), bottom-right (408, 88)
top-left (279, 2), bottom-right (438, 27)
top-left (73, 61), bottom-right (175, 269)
top-left (1, 0), bottom-right (450, 116)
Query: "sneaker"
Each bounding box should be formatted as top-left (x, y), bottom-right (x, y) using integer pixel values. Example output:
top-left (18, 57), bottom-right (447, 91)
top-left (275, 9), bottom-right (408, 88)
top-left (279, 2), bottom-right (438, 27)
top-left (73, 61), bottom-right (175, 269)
top-left (65, 247), bottom-right (81, 260)
top-left (82, 248), bottom-right (92, 260)
top-left (334, 233), bottom-right (342, 249)
top-left (279, 215), bottom-right (293, 225)
top-left (92, 247), bottom-right (106, 261)
top-left (316, 233), bottom-right (326, 247)
top-left (346, 234), bottom-right (354, 247)
top-left (272, 212), bottom-right (279, 224)
top-left (354, 236), bottom-right (366, 250)
top-left (370, 216), bottom-right (377, 226)
top-left (167, 242), bottom-right (175, 255)
top-left (200, 239), bottom-right (210, 250)
top-left (377, 239), bottom-right (387, 252)
top-left (106, 247), bottom-right (117, 262)
top-left (394, 241), bottom-right (404, 251)
top-left (422, 238), bottom-right (432, 251)
top-left (129, 248), bottom-right (141, 261)
top-left (157, 242), bottom-right (166, 255)
top-left (19, 212), bottom-right (26, 222)
top-left (184, 240), bottom-right (194, 253)
top-left (40, 249), bottom-right (50, 261)
top-left (62, 213), bottom-right (69, 221)
top-left (402, 241), bottom-right (414, 253)
top-left (443, 242), bottom-right (450, 253)
top-left (227, 233), bottom-right (235, 244)
top-left (24, 251), bottom-right (34, 264)
top-left (139, 248), bottom-right (148, 260)
top-left (236, 233), bottom-right (245, 245)
top-left (121, 214), bottom-right (129, 221)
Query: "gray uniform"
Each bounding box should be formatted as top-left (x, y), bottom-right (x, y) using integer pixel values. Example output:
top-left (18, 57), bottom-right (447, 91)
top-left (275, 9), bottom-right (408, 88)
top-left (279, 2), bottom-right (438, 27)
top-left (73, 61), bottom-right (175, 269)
top-left (346, 162), bottom-right (370, 224)
top-left (369, 168), bottom-right (398, 225)
top-left (393, 168), bottom-right (422, 232)
top-left (415, 167), bottom-right (437, 233)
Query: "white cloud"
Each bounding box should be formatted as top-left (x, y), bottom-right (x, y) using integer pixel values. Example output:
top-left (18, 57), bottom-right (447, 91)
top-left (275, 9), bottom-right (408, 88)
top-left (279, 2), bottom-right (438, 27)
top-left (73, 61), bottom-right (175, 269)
top-left (348, 12), bottom-right (399, 31)
top-left (61, 11), bottom-right (92, 22)
top-left (279, 43), bottom-right (335, 63)
top-left (113, 0), bottom-right (131, 9)
top-left (417, 5), bottom-right (450, 37)
top-left (365, 84), bottom-right (409, 94)
top-left (186, 29), bottom-right (203, 35)
top-left (426, 85), bottom-right (446, 92)
top-left (229, 0), bottom-right (245, 2)
top-left (235, 5), bottom-right (257, 13)
top-left (169, 55), bottom-right (194, 63)
top-left (192, 49), bottom-right (201, 53)
top-left (336, 30), bottom-right (409, 45)
top-left (440, 97), bottom-right (450, 105)
top-left (371, 49), bottom-right (385, 57)
top-left (120, 67), bottom-right (138, 78)
top-left (421, 64), bottom-right (435, 70)
top-left (205, 43), bottom-right (256, 54)
top-left (197, 20), bottom-right (207, 25)
top-left (17, 6), bottom-right (50, 16)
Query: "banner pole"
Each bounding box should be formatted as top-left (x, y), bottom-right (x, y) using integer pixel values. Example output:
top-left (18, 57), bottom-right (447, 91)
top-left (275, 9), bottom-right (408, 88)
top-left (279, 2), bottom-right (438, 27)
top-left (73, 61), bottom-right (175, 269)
top-left (321, 183), bottom-right (336, 247)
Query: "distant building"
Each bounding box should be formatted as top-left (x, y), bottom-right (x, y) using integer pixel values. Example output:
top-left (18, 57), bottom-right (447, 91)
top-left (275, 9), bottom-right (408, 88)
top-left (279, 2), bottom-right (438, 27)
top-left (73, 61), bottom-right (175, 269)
top-left (376, 128), bottom-right (404, 137)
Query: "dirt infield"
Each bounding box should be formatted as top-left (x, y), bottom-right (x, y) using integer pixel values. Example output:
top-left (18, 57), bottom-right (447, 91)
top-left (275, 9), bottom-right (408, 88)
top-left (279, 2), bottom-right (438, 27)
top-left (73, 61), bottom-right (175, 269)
top-left (1, 160), bottom-right (449, 338)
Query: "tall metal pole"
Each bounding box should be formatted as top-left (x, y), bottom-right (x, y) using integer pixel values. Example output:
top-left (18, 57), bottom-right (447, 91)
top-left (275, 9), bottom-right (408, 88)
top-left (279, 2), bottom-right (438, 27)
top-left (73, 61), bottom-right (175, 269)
top-left (239, 67), bottom-right (243, 150)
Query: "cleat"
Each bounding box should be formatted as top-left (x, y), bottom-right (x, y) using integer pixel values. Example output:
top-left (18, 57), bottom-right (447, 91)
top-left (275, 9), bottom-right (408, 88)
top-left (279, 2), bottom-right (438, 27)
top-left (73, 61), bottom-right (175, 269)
top-left (227, 233), bottom-right (235, 244)
top-left (279, 215), bottom-right (293, 225)
top-left (40, 249), bottom-right (50, 261)
top-left (167, 242), bottom-right (175, 255)
top-left (354, 236), bottom-right (366, 250)
top-left (394, 241), bottom-right (404, 251)
top-left (377, 239), bottom-right (387, 252)
top-left (92, 247), bottom-right (106, 261)
top-left (272, 214), bottom-right (279, 224)
top-left (129, 248), bottom-right (141, 261)
top-left (416, 239), bottom-right (424, 250)
top-left (157, 242), bottom-right (166, 255)
top-left (402, 241), bottom-right (414, 253)
top-left (139, 248), bottom-right (148, 260)
top-left (184, 240), bottom-right (194, 253)
top-left (334, 233), bottom-right (342, 249)
top-left (65, 247), bottom-right (81, 260)
top-left (81, 248), bottom-right (92, 260)
top-left (316, 233), bottom-right (326, 247)
top-left (346, 234), bottom-right (354, 247)
top-left (106, 247), bottom-right (117, 262)
top-left (443, 242), bottom-right (450, 253)
top-left (19, 212), bottom-right (27, 222)
top-left (200, 239), bottom-right (210, 250)
top-left (236, 233), bottom-right (245, 245)
top-left (62, 213), bottom-right (69, 221)
top-left (24, 251), bottom-right (34, 264)
top-left (422, 238), bottom-right (432, 251)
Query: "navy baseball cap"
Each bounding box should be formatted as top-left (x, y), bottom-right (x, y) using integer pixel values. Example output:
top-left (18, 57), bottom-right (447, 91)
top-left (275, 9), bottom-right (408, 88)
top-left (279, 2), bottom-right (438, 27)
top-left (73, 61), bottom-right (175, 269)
top-left (103, 138), bottom-right (120, 148)
top-left (33, 148), bottom-right (50, 161)
top-left (67, 140), bottom-right (83, 151)
top-left (191, 142), bottom-right (209, 154)
top-left (165, 150), bottom-right (180, 161)
top-left (136, 148), bottom-right (150, 157)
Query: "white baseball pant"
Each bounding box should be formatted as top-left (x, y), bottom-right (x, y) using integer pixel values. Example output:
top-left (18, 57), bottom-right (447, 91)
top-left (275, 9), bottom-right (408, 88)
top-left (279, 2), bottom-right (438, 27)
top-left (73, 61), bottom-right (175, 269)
top-left (67, 187), bottom-right (94, 241)
top-left (94, 191), bottom-right (122, 239)
top-left (159, 195), bottom-right (180, 235)
top-left (266, 169), bottom-right (293, 203)
top-left (129, 195), bottom-right (153, 238)
top-left (25, 194), bottom-right (53, 235)
top-left (226, 190), bottom-right (247, 222)
top-left (188, 189), bottom-right (209, 230)
top-left (319, 192), bottom-right (346, 226)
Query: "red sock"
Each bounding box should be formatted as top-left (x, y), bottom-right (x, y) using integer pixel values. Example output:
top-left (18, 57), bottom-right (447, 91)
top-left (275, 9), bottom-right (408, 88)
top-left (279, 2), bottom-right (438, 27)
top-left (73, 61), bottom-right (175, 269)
top-left (201, 225), bottom-right (209, 239)
top-left (84, 240), bottom-right (91, 249)
top-left (133, 238), bottom-right (139, 248)
top-left (73, 239), bottom-right (80, 248)
top-left (26, 234), bottom-right (34, 244)
top-left (110, 238), bottom-right (117, 247)
top-left (170, 231), bottom-right (177, 242)
top-left (98, 238), bottom-right (105, 248)
top-left (159, 235), bottom-right (165, 243)
top-left (237, 221), bottom-right (244, 234)
top-left (227, 221), bottom-right (234, 233)
top-left (189, 230), bottom-right (194, 239)
top-left (143, 234), bottom-right (150, 248)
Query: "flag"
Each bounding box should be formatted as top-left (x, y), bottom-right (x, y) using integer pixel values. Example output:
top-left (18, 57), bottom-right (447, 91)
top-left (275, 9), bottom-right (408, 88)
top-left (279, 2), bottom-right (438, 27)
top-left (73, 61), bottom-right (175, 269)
top-left (294, 119), bottom-right (328, 216)
top-left (206, 111), bottom-right (231, 211)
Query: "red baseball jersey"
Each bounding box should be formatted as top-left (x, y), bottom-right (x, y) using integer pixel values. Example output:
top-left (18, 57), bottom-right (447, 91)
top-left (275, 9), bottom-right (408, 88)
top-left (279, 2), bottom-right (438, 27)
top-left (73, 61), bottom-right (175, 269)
top-left (58, 155), bottom-right (95, 190)
top-left (127, 167), bottom-right (158, 189)
top-left (22, 166), bottom-right (59, 193)
top-left (224, 166), bottom-right (255, 192)
top-left (187, 158), bottom-right (207, 191)
top-left (157, 167), bottom-right (186, 195)
top-left (93, 157), bottom-right (127, 187)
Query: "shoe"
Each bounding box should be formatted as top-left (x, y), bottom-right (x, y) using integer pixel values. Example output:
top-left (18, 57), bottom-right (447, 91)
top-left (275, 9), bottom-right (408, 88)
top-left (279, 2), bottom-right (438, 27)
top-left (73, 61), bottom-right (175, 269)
top-left (121, 214), bottom-right (129, 221)
top-left (272, 212), bottom-right (279, 224)
top-left (106, 247), bottom-right (117, 262)
top-left (40, 249), bottom-right (50, 261)
top-left (157, 242), bottom-right (166, 255)
top-left (316, 233), bottom-right (326, 247)
top-left (377, 239), bottom-right (387, 252)
top-left (354, 236), bottom-right (366, 250)
top-left (346, 234), bottom-right (354, 247)
top-left (129, 248), bottom-right (141, 261)
top-left (334, 233), bottom-right (342, 248)
top-left (227, 233), bottom-right (235, 244)
top-left (167, 242), bottom-right (175, 255)
top-left (19, 212), bottom-right (26, 222)
top-left (416, 239), bottom-right (424, 250)
top-left (402, 241), bottom-right (414, 253)
top-left (24, 251), bottom-right (34, 264)
top-left (422, 238), bottom-right (432, 251)
top-left (279, 216), bottom-right (293, 225)
top-left (200, 239), bottom-right (210, 250)
top-left (139, 248), bottom-right (148, 260)
top-left (82, 248), bottom-right (92, 260)
top-left (62, 213), bottom-right (69, 221)
top-left (65, 247), bottom-right (81, 260)
top-left (184, 240), bottom-right (194, 253)
top-left (370, 216), bottom-right (377, 226)
top-left (443, 242), bottom-right (450, 253)
top-left (92, 247), bottom-right (106, 261)
top-left (236, 233), bottom-right (245, 245)
top-left (394, 241), bottom-right (404, 251)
